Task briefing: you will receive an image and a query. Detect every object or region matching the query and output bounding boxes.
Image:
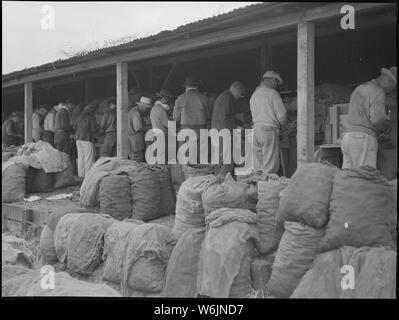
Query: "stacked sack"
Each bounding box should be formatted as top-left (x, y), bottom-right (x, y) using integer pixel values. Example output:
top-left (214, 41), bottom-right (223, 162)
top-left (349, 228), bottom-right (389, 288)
top-left (2, 268), bottom-right (120, 297)
top-left (255, 175), bottom-right (290, 255)
top-left (318, 166), bottom-right (396, 252)
top-left (197, 208), bottom-right (258, 298)
top-left (270, 165), bottom-right (396, 299)
top-left (201, 173), bottom-right (258, 215)
top-left (129, 165), bottom-right (175, 222)
top-left (292, 246), bottom-right (396, 298)
top-left (172, 175), bottom-right (218, 238)
top-left (163, 227), bottom-right (206, 297)
top-left (102, 221), bottom-right (175, 296)
top-left (82, 158), bottom-right (175, 222)
top-left (2, 162), bottom-right (28, 203)
top-left (266, 163), bottom-right (339, 297)
top-left (54, 213), bottom-right (115, 275)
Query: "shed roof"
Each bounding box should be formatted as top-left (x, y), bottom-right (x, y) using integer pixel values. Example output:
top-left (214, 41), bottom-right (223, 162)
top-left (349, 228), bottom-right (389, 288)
top-left (2, 2), bottom-right (322, 81)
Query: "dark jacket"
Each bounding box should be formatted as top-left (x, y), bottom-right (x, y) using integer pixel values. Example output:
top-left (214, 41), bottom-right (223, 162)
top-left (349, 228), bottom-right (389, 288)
top-left (2, 118), bottom-right (18, 145)
top-left (211, 90), bottom-right (237, 131)
top-left (75, 111), bottom-right (97, 142)
top-left (173, 89), bottom-right (211, 128)
top-left (100, 108), bottom-right (117, 133)
top-left (54, 107), bottom-right (72, 132)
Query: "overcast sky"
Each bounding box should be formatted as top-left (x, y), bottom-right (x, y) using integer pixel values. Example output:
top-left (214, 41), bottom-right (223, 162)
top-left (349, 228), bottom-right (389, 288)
top-left (2, 1), bottom-right (257, 74)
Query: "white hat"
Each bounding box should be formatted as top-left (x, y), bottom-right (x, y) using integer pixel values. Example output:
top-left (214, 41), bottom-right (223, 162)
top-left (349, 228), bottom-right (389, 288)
top-left (263, 70), bottom-right (283, 85)
top-left (136, 96), bottom-right (153, 108)
top-left (381, 66), bottom-right (397, 84)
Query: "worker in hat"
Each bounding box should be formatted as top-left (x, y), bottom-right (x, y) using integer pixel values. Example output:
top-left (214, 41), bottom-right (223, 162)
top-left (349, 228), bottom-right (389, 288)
top-left (74, 103), bottom-right (99, 178)
top-left (32, 104), bottom-right (50, 142)
top-left (128, 96), bottom-right (153, 162)
top-left (249, 70), bottom-right (287, 173)
top-left (99, 99), bottom-right (118, 157)
top-left (341, 66), bottom-right (397, 169)
top-left (43, 104), bottom-right (60, 146)
top-left (211, 81), bottom-right (247, 176)
top-left (173, 76), bottom-right (212, 163)
top-left (2, 113), bottom-right (23, 146)
top-left (149, 89), bottom-right (173, 163)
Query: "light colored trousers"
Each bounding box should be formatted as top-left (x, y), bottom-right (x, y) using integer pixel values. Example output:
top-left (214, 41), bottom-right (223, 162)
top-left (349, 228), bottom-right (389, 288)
top-left (253, 124), bottom-right (280, 174)
top-left (76, 140), bottom-right (95, 178)
top-left (340, 131), bottom-right (378, 169)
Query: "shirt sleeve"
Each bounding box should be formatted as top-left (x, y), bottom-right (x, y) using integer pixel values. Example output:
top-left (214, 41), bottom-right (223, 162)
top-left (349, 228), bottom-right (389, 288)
top-left (273, 90), bottom-right (288, 128)
top-left (369, 90), bottom-right (388, 132)
top-left (160, 109), bottom-right (169, 129)
top-left (99, 113), bottom-right (107, 131)
top-left (173, 97), bottom-right (182, 122)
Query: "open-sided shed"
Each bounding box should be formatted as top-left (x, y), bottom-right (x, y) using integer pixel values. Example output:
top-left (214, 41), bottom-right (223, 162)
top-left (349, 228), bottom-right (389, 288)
top-left (2, 2), bottom-right (396, 167)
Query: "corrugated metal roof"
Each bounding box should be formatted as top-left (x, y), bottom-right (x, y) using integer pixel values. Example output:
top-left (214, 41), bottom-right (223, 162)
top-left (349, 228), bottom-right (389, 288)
top-left (2, 2), bottom-right (322, 81)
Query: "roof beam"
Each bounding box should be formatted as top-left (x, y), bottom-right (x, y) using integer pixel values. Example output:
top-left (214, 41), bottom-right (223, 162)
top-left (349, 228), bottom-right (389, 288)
top-left (2, 2), bottom-right (393, 88)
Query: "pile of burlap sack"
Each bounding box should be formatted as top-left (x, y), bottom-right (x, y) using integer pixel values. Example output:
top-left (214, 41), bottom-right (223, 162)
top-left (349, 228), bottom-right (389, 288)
top-left (164, 164), bottom-right (396, 299)
top-left (31, 211), bottom-right (177, 297)
top-left (8, 162), bottom-right (396, 298)
top-left (80, 158), bottom-right (175, 222)
top-left (2, 233), bottom-right (119, 297)
top-left (2, 141), bottom-right (75, 203)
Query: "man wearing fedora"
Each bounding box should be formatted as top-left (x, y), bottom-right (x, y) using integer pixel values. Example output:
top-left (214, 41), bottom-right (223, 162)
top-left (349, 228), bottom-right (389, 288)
top-left (173, 76), bottom-right (212, 163)
top-left (250, 70), bottom-right (287, 173)
top-left (128, 96), bottom-right (153, 162)
top-left (341, 66), bottom-right (397, 169)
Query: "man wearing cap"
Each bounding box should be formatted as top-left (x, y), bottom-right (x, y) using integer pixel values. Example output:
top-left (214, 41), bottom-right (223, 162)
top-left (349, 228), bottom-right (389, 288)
top-left (99, 99), bottom-right (117, 157)
top-left (250, 70), bottom-right (287, 173)
top-left (75, 104), bottom-right (98, 177)
top-left (43, 105), bottom-right (60, 146)
top-left (341, 66), bottom-right (397, 169)
top-left (54, 99), bottom-right (74, 155)
top-left (173, 76), bottom-right (212, 163)
top-left (128, 96), bottom-right (152, 162)
top-left (211, 81), bottom-right (247, 175)
top-left (32, 105), bottom-right (49, 142)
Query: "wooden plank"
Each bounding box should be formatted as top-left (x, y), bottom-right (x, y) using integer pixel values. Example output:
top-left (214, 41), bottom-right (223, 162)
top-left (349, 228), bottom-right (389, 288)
top-left (24, 82), bottom-right (33, 143)
top-left (116, 62), bottom-right (129, 159)
top-left (129, 67), bottom-right (144, 91)
top-left (3, 3), bottom-right (392, 88)
top-left (297, 21), bottom-right (315, 166)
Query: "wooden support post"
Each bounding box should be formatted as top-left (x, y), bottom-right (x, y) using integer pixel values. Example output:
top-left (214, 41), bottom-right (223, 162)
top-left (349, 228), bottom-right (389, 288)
top-left (116, 62), bottom-right (129, 159)
top-left (24, 82), bottom-right (33, 143)
top-left (84, 79), bottom-right (90, 104)
top-left (297, 21), bottom-right (315, 166)
top-left (260, 43), bottom-right (272, 79)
